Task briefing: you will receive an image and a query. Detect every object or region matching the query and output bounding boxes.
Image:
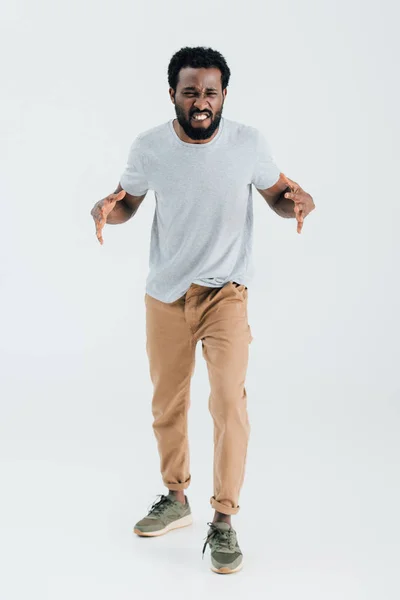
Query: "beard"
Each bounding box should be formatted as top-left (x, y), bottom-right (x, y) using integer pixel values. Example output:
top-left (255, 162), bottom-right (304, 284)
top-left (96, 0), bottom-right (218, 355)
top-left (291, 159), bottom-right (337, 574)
top-left (174, 101), bottom-right (224, 141)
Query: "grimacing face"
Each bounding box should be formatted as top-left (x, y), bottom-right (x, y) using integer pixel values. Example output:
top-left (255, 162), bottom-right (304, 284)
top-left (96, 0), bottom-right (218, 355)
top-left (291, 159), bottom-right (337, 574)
top-left (169, 67), bottom-right (227, 141)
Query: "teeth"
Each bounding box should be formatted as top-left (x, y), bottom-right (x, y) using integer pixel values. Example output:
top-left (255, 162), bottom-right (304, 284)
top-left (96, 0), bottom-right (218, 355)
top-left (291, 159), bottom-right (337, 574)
top-left (193, 113), bottom-right (208, 120)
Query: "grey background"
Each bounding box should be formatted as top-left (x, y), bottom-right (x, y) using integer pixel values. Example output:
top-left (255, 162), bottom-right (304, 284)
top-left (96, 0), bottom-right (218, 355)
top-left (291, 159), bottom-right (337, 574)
top-left (1, 0), bottom-right (399, 598)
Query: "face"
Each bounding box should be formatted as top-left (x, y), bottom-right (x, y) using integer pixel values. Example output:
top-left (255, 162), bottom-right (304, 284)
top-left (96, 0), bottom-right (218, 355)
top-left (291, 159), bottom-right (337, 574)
top-left (170, 67), bottom-right (227, 141)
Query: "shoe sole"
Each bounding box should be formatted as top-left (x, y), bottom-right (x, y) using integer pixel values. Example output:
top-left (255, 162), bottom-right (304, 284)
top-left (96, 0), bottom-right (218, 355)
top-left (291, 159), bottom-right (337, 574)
top-left (133, 513), bottom-right (193, 537)
top-left (211, 561), bottom-right (243, 574)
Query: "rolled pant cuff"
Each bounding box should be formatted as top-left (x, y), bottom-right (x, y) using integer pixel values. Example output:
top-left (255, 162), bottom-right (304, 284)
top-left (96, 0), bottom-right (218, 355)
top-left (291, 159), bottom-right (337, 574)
top-left (164, 474), bottom-right (191, 491)
top-left (210, 495), bottom-right (240, 515)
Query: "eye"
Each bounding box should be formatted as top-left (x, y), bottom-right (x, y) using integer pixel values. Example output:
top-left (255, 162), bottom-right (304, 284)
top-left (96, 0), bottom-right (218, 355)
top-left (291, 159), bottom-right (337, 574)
top-left (183, 92), bottom-right (217, 97)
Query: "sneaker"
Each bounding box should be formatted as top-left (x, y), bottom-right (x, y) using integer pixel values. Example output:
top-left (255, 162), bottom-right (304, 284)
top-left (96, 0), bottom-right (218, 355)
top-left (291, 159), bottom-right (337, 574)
top-left (202, 521), bottom-right (243, 573)
top-left (133, 493), bottom-right (192, 537)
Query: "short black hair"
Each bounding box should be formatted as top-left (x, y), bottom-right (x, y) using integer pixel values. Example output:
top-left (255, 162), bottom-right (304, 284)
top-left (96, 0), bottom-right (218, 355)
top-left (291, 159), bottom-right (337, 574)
top-left (168, 46), bottom-right (231, 92)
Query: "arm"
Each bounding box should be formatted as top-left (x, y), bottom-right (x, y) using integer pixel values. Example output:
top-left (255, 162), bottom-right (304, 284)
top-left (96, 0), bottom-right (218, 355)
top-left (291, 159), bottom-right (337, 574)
top-left (107, 133), bottom-right (149, 224)
top-left (251, 131), bottom-right (303, 219)
top-left (106, 183), bottom-right (147, 224)
top-left (256, 173), bottom-right (295, 218)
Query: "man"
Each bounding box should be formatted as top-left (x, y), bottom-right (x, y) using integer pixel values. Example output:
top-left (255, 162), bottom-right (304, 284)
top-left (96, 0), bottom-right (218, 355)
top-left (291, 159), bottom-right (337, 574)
top-left (90, 46), bottom-right (315, 574)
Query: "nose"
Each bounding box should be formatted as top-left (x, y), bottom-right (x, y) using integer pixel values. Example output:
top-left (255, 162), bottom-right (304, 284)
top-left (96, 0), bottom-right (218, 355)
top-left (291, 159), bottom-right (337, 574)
top-left (192, 97), bottom-right (211, 114)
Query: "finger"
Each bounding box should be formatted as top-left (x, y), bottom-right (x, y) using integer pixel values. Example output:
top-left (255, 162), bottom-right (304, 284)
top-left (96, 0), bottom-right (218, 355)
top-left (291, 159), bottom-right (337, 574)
top-left (96, 227), bottom-right (104, 245)
top-left (94, 210), bottom-right (106, 228)
top-left (95, 215), bottom-right (105, 242)
top-left (286, 176), bottom-right (299, 187)
top-left (294, 203), bottom-right (304, 232)
top-left (282, 174), bottom-right (299, 190)
top-left (285, 192), bottom-right (302, 201)
top-left (94, 218), bottom-right (104, 244)
top-left (95, 217), bottom-right (105, 242)
top-left (294, 203), bottom-right (305, 216)
top-left (298, 211), bottom-right (304, 233)
top-left (107, 190), bottom-right (125, 204)
top-left (114, 190), bottom-right (126, 201)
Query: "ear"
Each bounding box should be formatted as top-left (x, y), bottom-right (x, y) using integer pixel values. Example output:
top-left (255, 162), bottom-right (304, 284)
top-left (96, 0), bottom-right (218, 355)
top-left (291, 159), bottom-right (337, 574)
top-left (169, 88), bottom-right (175, 104)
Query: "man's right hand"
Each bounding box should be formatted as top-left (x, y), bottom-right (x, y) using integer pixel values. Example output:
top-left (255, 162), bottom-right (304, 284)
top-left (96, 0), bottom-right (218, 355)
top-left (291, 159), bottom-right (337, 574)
top-left (90, 190), bottom-right (126, 245)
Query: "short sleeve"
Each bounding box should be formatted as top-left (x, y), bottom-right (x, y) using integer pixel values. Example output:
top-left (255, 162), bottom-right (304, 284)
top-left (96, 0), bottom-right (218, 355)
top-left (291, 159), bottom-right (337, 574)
top-left (119, 136), bottom-right (149, 196)
top-left (251, 129), bottom-right (281, 190)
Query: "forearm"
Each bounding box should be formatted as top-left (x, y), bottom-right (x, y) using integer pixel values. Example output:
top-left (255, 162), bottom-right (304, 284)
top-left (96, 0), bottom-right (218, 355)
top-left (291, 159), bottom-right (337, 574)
top-left (271, 187), bottom-right (296, 218)
top-left (106, 200), bottom-right (136, 224)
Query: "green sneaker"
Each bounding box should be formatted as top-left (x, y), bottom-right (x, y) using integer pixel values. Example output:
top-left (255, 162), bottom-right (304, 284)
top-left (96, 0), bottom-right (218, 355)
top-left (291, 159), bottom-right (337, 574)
top-left (133, 493), bottom-right (192, 537)
top-left (202, 521), bottom-right (243, 573)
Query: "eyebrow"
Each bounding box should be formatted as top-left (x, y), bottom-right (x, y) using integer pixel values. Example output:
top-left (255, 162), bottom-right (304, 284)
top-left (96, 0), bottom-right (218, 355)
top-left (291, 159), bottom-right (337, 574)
top-left (181, 86), bottom-right (218, 92)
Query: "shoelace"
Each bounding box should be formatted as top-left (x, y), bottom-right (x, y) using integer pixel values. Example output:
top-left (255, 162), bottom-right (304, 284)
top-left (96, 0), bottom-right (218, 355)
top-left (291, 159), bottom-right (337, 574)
top-left (147, 494), bottom-right (172, 517)
top-left (201, 521), bottom-right (236, 559)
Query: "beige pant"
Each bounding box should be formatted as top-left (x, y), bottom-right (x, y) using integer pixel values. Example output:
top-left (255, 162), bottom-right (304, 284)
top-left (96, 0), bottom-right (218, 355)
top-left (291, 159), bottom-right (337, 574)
top-left (145, 281), bottom-right (253, 516)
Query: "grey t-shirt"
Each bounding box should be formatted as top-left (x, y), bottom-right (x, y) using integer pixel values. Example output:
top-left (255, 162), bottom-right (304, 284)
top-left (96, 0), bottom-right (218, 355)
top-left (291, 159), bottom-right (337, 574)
top-left (119, 116), bottom-right (280, 303)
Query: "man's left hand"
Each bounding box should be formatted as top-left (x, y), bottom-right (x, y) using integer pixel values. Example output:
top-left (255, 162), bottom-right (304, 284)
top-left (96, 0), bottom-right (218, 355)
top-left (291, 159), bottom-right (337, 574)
top-left (283, 178), bottom-right (315, 234)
